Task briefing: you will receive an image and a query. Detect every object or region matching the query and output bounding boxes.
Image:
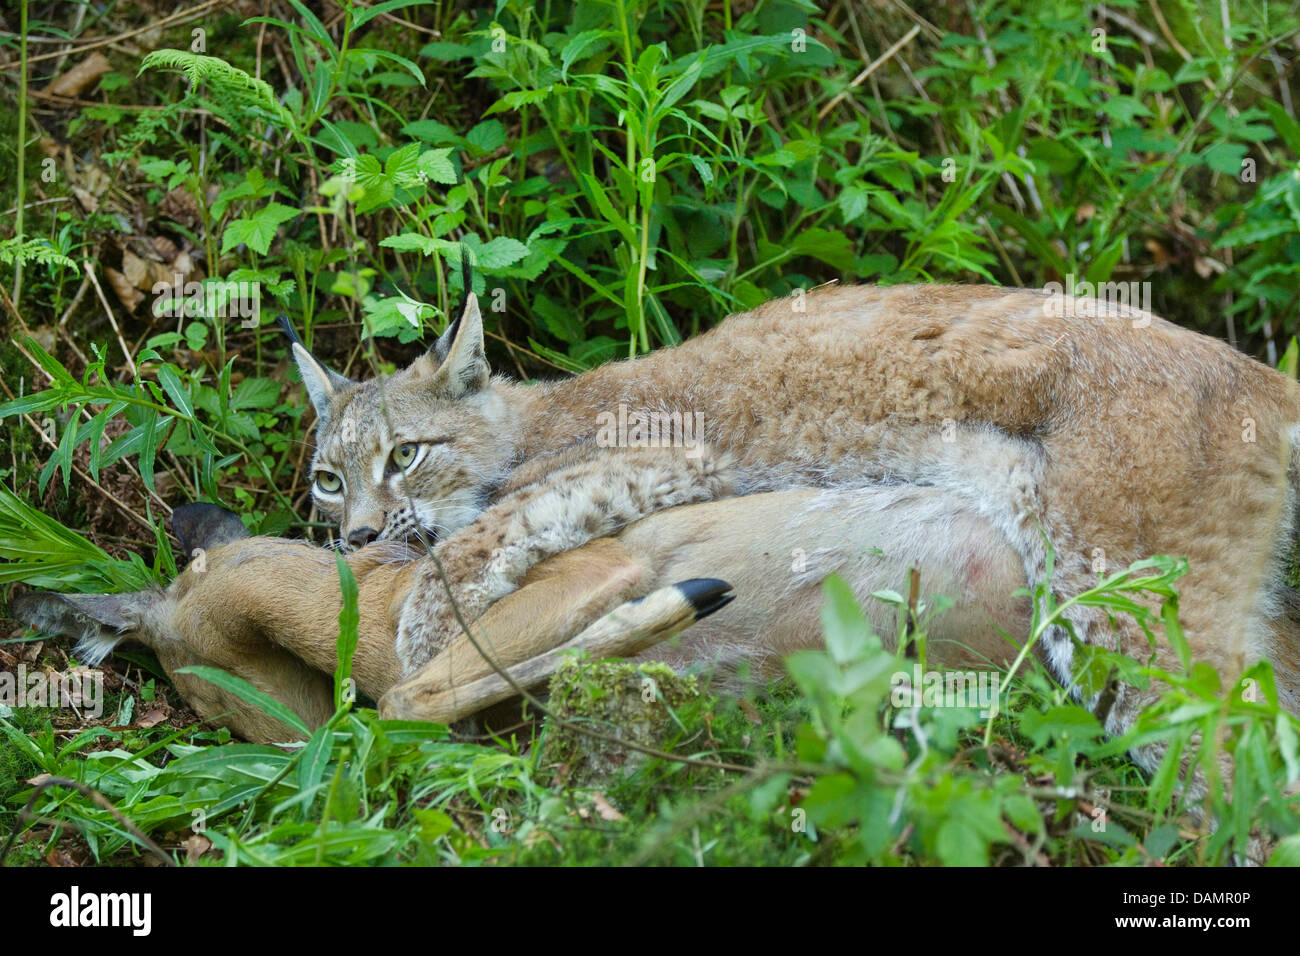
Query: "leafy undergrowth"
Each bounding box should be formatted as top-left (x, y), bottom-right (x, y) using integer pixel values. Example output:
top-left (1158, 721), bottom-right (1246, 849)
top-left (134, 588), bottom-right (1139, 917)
top-left (3, 558), bottom-right (1299, 867)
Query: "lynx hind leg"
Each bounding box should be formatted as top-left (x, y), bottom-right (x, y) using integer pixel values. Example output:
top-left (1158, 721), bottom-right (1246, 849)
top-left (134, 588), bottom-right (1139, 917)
top-left (865, 424), bottom-right (1148, 725)
top-left (379, 577), bottom-right (733, 724)
top-left (907, 429), bottom-right (1264, 818)
top-left (918, 430), bottom-right (1201, 773)
top-left (395, 445), bottom-right (735, 673)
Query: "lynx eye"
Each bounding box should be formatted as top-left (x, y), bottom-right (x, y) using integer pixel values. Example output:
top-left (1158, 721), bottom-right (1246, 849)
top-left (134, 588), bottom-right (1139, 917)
top-left (391, 442), bottom-right (420, 470)
top-left (315, 471), bottom-right (343, 494)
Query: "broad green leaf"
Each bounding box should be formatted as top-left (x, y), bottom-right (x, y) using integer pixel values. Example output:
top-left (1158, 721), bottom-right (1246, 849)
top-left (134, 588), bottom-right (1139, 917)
top-left (418, 147), bottom-right (458, 184)
top-left (465, 120), bottom-right (506, 154)
top-left (175, 665), bottom-right (311, 738)
top-left (221, 203), bottom-right (300, 256)
top-left (472, 237), bottom-right (530, 270)
top-left (230, 376), bottom-right (281, 410)
top-left (820, 574), bottom-right (872, 666)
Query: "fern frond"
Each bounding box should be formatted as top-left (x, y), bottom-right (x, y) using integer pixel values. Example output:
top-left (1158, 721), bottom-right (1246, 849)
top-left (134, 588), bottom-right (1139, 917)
top-left (0, 237), bottom-right (77, 273)
top-left (138, 50), bottom-right (293, 129)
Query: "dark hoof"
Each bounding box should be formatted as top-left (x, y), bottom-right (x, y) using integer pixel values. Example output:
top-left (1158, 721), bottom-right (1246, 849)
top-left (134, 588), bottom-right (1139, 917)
top-left (674, 578), bottom-right (736, 621)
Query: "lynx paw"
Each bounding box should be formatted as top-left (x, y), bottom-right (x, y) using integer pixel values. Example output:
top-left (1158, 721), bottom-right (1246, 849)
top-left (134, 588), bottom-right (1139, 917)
top-left (395, 563), bottom-right (494, 673)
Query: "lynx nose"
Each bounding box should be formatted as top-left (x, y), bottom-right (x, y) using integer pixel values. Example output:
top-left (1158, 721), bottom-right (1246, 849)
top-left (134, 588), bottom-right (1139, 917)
top-left (347, 526), bottom-right (379, 550)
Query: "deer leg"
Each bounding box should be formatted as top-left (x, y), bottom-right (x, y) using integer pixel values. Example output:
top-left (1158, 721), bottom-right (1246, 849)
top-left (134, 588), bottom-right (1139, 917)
top-left (378, 573), bottom-right (732, 723)
top-left (377, 536), bottom-right (736, 722)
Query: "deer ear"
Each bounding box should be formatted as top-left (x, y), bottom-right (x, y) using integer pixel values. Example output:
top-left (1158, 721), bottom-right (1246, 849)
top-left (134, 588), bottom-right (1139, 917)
top-left (423, 289), bottom-right (489, 397)
top-left (171, 502), bottom-right (251, 558)
top-left (277, 314), bottom-right (354, 428)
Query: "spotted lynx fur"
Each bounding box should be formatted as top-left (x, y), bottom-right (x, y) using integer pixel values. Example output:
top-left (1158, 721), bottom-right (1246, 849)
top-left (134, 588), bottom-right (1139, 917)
top-left (288, 279), bottom-right (1300, 764)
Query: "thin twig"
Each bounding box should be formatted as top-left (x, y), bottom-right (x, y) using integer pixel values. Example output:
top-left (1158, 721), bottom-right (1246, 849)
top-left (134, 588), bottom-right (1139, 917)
top-left (57, 275), bottom-right (91, 328)
top-left (82, 260), bottom-right (137, 378)
top-left (817, 25), bottom-right (922, 121)
top-left (20, 0), bottom-right (231, 65)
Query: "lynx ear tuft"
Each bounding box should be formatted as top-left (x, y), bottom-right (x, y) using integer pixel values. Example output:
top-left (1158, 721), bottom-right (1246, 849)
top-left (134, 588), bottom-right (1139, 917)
top-left (419, 253), bottom-right (489, 397)
top-left (277, 314), bottom-right (354, 428)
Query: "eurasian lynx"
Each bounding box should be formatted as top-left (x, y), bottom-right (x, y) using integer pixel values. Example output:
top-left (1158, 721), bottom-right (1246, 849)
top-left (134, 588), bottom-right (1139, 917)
top-left (287, 278), bottom-right (1300, 762)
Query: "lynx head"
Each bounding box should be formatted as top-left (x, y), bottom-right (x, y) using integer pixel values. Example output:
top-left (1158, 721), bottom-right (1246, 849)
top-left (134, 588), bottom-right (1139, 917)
top-left (284, 289), bottom-right (516, 551)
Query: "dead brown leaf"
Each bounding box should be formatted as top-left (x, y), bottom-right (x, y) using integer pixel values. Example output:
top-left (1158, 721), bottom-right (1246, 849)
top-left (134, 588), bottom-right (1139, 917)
top-left (45, 846), bottom-right (82, 867)
top-left (121, 249), bottom-right (151, 289)
top-left (71, 186), bottom-right (98, 214)
top-left (1193, 256), bottom-right (1225, 279)
top-left (136, 708), bottom-right (168, 729)
top-left (1143, 238), bottom-right (1173, 268)
top-left (184, 833), bottom-right (212, 864)
top-left (591, 792), bottom-right (625, 822)
top-left (104, 266), bottom-right (144, 312)
top-left (46, 52), bottom-right (112, 98)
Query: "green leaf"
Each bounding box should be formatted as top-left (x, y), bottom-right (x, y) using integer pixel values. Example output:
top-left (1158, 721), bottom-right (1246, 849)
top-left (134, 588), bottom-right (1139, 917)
top-left (561, 30), bottom-right (613, 78)
top-left (352, 0), bottom-right (434, 30)
top-left (175, 665), bottom-right (311, 738)
top-left (230, 376), bottom-right (281, 410)
top-left (839, 185), bottom-right (869, 222)
top-left (156, 365), bottom-right (196, 420)
top-left (935, 819), bottom-right (989, 865)
top-left (686, 154), bottom-right (715, 186)
top-left (788, 227), bottom-right (857, 271)
top-left (472, 237), bottom-right (530, 270)
top-left (379, 233), bottom-right (460, 257)
top-left (404, 119), bottom-right (461, 145)
top-left (184, 322), bottom-right (209, 352)
top-left (296, 725), bottom-right (336, 795)
top-left (54, 409), bottom-right (77, 493)
top-left (820, 574), bottom-right (871, 666)
top-left (1269, 833), bottom-right (1300, 866)
top-left (420, 41), bottom-right (473, 60)
top-left (1161, 595), bottom-right (1190, 671)
top-left (335, 553), bottom-right (359, 710)
top-left (1263, 99), bottom-right (1300, 156)
top-left (418, 147), bottom-right (458, 185)
top-left (138, 408), bottom-right (158, 492)
top-left (285, 0), bottom-right (334, 53)
top-left (1018, 704), bottom-right (1102, 747)
top-left (465, 119), bottom-right (507, 154)
top-left (384, 142), bottom-right (425, 188)
top-left (221, 203), bottom-right (300, 256)
top-left (22, 335), bottom-right (77, 387)
top-left (1201, 142), bottom-right (1249, 177)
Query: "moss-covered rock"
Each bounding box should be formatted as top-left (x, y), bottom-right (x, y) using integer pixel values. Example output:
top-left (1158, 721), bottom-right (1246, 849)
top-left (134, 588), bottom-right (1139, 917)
top-left (543, 655), bottom-right (705, 788)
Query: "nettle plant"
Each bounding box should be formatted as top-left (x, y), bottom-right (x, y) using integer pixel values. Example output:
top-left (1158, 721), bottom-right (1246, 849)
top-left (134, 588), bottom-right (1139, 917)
top-left (108, 0), bottom-right (1061, 371)
top-left (776, 559), bottom-right (1300, 866)
top-left (10, 0), bottom-right (1293, 540)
